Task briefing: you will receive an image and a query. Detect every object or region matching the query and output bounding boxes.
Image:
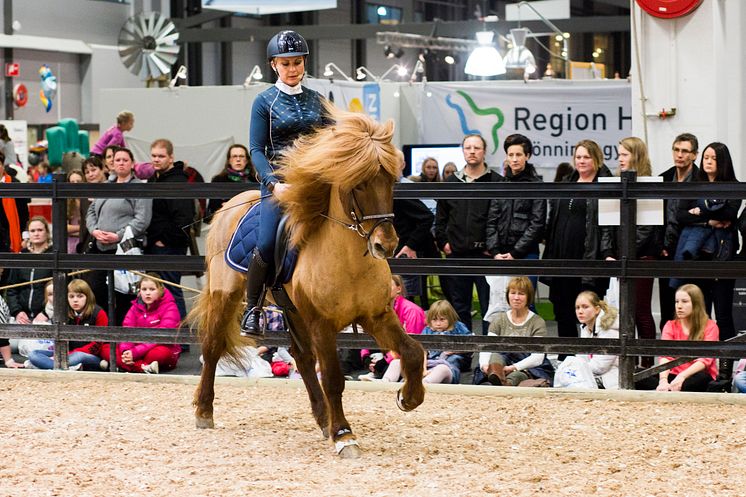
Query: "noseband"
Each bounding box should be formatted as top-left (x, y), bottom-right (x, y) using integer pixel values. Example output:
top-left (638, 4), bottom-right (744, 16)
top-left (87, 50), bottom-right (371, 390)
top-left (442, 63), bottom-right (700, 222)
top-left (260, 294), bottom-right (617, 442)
top-left (320, 188), bottom-right (395, 251)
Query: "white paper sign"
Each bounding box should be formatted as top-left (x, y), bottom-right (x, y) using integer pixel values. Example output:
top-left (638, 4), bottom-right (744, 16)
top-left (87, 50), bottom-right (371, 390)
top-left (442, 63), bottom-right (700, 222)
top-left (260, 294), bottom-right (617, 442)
top-left (597, 176), bottom-right (664, 226)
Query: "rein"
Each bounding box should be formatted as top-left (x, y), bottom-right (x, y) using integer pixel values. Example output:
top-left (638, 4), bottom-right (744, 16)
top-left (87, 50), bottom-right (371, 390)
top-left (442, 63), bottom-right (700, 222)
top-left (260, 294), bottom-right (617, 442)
top-left (319, 189), bottom-right (395, 246)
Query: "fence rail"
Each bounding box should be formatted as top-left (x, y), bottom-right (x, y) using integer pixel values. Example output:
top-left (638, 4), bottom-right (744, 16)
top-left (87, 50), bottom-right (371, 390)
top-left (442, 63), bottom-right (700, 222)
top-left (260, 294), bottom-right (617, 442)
top-left (2, 172), bottom-right (745, 389)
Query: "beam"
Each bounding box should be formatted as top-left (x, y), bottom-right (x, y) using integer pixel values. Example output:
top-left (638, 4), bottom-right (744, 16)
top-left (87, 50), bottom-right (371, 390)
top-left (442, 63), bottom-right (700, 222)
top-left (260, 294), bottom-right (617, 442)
top-left (179, 16), bottom-right (630, 43)
top-left (172, 9), bottom-right (232, 28)
top-left (591, 0), bottom-right (631, 9)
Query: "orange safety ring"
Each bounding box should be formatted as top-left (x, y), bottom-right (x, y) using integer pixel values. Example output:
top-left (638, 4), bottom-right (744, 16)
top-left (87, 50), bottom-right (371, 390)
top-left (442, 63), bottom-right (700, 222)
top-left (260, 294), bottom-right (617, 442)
top-left (13, 83), bottom-right (28, 107)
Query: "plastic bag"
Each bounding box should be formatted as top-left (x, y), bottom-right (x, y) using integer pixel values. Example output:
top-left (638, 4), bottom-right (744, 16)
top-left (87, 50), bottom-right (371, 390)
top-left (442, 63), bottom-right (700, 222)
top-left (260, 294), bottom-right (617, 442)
top-left (17, 339), bottom-right (54, 358)
top-left (606, 277), bottom-right (620, 309)
top-left (553, 356), bottom-right (598, 389)
top-left (483, 275), bottom-right (510, 322)
top-left (114, 226), bottom-right (143, 294)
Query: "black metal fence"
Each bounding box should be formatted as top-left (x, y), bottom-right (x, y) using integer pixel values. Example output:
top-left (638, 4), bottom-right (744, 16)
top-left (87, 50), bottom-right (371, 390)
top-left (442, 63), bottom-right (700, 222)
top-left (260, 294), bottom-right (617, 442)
top-left (2, 172), bottom-right (746, 389)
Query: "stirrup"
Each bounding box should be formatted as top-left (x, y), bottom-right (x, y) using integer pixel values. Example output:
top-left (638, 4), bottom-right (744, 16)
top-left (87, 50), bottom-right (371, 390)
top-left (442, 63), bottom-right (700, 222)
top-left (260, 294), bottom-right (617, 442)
top-left (239, 307), bottom-right (263, 338)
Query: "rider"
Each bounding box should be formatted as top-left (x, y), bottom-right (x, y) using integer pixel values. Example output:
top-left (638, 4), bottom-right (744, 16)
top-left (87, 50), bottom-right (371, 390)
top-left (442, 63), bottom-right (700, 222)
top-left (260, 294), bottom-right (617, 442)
top-left (240, 30), bottom-right (327, 337)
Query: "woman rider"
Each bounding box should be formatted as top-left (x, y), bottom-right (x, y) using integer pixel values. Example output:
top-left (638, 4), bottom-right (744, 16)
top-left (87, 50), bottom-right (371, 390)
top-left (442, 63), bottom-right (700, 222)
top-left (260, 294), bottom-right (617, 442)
top-left (240, 30), bottom-right (327, 336)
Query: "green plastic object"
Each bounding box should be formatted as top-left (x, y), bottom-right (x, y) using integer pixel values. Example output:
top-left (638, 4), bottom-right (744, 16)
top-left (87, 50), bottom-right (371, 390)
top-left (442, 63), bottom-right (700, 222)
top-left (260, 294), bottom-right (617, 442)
top-left (78, 130), bottom-right (90, 156)
top-left (45, 126), bottom-right (66, 166)
top-left (57, 118), bottom-right (80, 153)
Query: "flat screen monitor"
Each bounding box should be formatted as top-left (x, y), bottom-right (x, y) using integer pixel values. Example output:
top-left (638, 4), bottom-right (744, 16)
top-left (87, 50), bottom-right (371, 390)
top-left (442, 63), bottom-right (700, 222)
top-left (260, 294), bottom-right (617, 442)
top-left (403, 144), bottom-right (463, 178)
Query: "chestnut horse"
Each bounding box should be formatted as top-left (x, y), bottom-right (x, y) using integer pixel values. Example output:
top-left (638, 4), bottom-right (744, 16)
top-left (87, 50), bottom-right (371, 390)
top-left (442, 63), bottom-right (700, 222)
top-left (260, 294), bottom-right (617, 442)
top-left (189, 105), bottom-right (426, 458)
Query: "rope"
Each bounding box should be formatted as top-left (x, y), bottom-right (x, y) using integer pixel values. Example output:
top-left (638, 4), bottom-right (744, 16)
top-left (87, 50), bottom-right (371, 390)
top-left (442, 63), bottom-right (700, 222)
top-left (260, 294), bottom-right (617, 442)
top-left (0, 269), bottom-right (202, 295)
top-left (0, 269), bottom-right (92, 291)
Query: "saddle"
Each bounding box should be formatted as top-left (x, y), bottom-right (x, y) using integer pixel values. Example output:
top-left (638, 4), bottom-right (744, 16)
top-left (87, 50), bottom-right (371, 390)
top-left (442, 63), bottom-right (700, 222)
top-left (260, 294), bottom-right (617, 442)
top-left (225, 202), bottom-right (298, 287)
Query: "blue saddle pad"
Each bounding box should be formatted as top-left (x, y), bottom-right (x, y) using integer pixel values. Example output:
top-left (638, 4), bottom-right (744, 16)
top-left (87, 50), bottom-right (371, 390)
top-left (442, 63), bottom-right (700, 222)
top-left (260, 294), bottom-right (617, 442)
top-left (225, 202), bottom-right (298, 284)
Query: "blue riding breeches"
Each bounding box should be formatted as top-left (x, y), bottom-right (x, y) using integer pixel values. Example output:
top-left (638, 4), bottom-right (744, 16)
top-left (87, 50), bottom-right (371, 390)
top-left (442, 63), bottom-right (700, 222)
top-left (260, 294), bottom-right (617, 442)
top-left (256, 185), bottom-right (282, 263)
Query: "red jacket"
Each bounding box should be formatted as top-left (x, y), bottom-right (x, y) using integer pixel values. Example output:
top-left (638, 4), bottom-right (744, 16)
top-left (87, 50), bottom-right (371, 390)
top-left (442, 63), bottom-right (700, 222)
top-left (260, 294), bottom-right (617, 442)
top-left (118, 288), bottom-right (182, 360)
top-left (70, 307), bottom-right (109, 357)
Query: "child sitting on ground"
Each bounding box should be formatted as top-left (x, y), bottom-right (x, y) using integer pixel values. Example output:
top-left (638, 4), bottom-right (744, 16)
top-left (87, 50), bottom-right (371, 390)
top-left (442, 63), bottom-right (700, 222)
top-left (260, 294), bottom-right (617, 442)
top-left (380, 299), bottom-right (471, 384)
top-left (118, 273), bottom-right (182, 374)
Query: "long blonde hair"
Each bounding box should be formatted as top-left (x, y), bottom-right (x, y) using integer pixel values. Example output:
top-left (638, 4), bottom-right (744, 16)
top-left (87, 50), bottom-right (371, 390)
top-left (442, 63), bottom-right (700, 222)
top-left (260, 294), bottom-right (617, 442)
top-left (576, 291), bottom-right (618, 331)
top-left (619, 136), bottom-right (652, 177)
top-left (677, 284), bottom-right (708, 341)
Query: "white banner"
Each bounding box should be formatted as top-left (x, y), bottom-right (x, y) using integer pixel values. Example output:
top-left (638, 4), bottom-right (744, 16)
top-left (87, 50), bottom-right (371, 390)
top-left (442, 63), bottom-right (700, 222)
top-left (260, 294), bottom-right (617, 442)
top-left (420, 81), bottom-right (632, 178)
top-left (304, 79), bottom-right (381, 120)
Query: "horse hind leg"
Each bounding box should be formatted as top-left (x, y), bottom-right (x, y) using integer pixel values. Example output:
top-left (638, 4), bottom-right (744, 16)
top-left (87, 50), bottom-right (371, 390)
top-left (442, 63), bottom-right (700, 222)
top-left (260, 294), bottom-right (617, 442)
top-left (360, 312), bottom-right (426, 412)
top-left (190, 286), bottom-right (244, 429)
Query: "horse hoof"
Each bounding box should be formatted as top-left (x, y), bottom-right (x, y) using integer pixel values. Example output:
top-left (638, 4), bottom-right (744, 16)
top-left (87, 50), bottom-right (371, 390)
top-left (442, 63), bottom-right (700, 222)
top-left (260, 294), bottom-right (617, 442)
top-left (321, 427), bottom-right (330, 439)
top-left (195, 416), bottom-right (215, 429)
top-left (396, 389), bottom-right (413, 412)
top-left (337, 443), bottom-right (362, 459)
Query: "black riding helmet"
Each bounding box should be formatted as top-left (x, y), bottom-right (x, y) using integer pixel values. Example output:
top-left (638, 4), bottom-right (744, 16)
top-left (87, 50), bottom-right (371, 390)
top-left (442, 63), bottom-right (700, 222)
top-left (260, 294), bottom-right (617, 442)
top-left (266, 30), bottom-right (309, 60)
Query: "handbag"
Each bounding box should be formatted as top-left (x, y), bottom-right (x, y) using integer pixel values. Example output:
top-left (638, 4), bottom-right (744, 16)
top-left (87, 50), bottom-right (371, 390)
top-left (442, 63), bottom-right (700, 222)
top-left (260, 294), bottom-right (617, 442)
top-left (113, 226), bottom-right (143, 294)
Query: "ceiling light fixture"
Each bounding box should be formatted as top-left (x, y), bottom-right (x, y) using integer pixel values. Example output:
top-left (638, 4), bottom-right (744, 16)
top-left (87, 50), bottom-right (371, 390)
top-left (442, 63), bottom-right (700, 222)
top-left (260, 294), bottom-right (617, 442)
top-left (464, 30), bottom-right (506, 77)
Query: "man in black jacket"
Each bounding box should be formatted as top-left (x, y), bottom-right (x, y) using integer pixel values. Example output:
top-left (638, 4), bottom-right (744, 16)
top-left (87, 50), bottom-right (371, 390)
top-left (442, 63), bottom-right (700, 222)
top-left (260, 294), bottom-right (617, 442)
top-left (658, 132), bottom-right (699, 328)
top-left (435, 134), bottom-right (503, 334)
top-left (146, 138), bottom-right (195, 319)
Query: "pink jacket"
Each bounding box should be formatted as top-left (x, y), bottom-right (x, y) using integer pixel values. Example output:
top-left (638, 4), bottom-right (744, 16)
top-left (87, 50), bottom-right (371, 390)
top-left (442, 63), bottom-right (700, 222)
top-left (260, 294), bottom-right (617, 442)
top-left (118, 288), bottom-right (182, 360)
top-left (393, 295), bottom-right (426, 335)
top-left (91, 124), bottom-right (126, 155)
top-left (660, 319), bottom-right (719, 380)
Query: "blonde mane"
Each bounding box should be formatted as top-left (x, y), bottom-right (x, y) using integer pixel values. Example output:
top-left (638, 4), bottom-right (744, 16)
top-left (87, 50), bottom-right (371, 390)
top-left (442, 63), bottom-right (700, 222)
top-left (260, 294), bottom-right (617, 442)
top-left (276, 102), bottom-right (400, 247)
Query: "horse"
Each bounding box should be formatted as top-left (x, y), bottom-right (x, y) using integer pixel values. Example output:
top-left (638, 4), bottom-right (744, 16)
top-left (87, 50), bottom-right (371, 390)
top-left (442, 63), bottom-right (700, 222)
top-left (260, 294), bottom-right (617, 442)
top-left (189, 104), bottom-right (426, 458)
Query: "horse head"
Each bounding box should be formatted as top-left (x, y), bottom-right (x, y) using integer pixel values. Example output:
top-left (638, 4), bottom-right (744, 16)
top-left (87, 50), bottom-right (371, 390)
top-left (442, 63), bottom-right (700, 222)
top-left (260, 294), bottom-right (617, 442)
top-left (277, 102), bottom-right (401, 258)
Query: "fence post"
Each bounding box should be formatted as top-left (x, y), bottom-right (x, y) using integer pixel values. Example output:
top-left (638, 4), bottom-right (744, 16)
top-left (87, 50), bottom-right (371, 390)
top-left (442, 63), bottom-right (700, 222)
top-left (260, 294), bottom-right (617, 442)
top-left (618, 171), bottom-right (637, 389)
top-left (51, 172), bottom-right (68, 370)
top-left (107, 270), bottom-right (117, 371)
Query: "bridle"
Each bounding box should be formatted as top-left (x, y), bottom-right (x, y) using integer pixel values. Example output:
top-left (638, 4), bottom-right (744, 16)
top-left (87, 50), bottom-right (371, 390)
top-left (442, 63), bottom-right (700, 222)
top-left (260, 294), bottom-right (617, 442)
top-left (320, 188), bottom-right (395, 249)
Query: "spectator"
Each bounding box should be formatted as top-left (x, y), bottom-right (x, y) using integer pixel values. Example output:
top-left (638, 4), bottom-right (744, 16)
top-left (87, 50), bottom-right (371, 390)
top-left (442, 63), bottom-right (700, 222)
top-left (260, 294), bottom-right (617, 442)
top-left (553, 162), bottom-right (573, 182)
top-left (102, 145), bottom-right (117, 175)
top-left (569, 290), bottom-right (619, 389)
top-left (0, 152), bottom-right (29, 254)
top-left (26, 279), bottom-right (109, 370)
top-left (65, 169), bottom-right (84, 254)
top-left (0, 293), bottom-right (23, 368)
top-left (359, 275), bottom-right (426, 381)
top-left (610, 136), bottom-right (661, 367)
top-left (674, 142), bottom-right (740, 379)
top-left (6, 216), bottom-right (53, 324)
top-left (380, 299), bottom-right (471, 384)
top-left (145, 139), bottom-right (195, 319)
top-left (486, 133), bottom-right (545, 289)
top-left (206, 144), bottom-right (257, 221)
top-left (659, 133), bottom-right (699, 328)
top-left (35, 162), bottom-right (53, 183)
top-left (118, 273), bottom-right (182, 374)
top-left (91, 110), bottom-right (134, 156)
top-left (0, 124), bottom-right (17, 166)
top-left (76, 156), bottom-right (107, 254)
top-left (442, 162), bottom-right (457, 180)
top-left (637, 284), bottom-right (718, 391)
top-left (408, 157), bottom-right (441, 182)
top-left (543, 140), bottom-right (615, 355)
top-left (477, 276), bottom-right (554, 387)
top-left (435, 134), bottom-right (503, 334)
top-left (393, 154), bottom-right (438, 302)
top-left (86, 147), bottom-right (152, 324)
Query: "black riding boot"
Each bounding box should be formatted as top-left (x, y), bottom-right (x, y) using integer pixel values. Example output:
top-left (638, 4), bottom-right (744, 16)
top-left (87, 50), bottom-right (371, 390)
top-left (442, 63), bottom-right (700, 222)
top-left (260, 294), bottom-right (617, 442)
top-left (240, 248), bottom-right (269, 337)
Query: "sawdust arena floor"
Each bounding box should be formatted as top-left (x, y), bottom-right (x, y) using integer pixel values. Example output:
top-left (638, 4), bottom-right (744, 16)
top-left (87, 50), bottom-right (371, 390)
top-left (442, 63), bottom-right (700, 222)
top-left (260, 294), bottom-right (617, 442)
top-left (2, 371), bottom-right (746, 497)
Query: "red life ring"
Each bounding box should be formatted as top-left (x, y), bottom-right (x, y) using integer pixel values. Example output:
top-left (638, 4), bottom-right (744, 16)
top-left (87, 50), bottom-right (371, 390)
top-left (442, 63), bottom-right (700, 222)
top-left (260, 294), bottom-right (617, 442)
top-left (636, 0), bottom-right (703, 19)
top-left (13, 83), bottom-right (28, 107)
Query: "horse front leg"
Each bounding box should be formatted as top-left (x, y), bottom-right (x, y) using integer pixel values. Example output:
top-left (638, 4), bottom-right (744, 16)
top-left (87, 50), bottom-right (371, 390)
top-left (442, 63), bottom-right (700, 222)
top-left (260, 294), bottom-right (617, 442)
top-left (286, 312), bottom-right (329, 439)
top-left (313, 324), bottom-right (362, 459)
top-left (360, 311), bottom-right (426, 412)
